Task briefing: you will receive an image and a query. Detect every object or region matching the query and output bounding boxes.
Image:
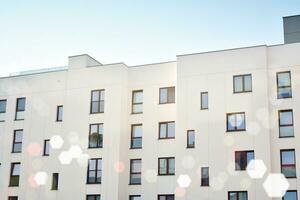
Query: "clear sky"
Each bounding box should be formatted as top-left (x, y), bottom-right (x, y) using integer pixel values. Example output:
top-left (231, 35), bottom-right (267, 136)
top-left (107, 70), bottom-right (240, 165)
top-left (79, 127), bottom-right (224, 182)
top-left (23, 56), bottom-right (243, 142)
top-left (0, 0), bottom-right (300, 76)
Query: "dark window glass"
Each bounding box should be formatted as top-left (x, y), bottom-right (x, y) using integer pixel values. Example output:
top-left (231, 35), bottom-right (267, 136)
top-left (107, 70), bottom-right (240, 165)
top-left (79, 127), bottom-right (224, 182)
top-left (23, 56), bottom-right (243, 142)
top-left (12, 130), bottom-right (23, 153)
top-left (228, 191), bottom-right (248, 200)
top-left (158, 157), bottom-right (175, 175)
top-left (233, 74), bottom-right (252, 93)
top-left (90, 90), bottom-right (105, 114)
top-left (129, 195), bottom-right (141, 200)
top-left (201, 167), bottom-right (209, 186)
top-left (56, 105), bottom-right (63, 121)
top-left (159, 121), bottom-right (175, 139)
top-left (8, 197), bottom-right (18, 200)
top-left (130, 159), bottom-right (142, 184)
top-left (279, 110), bottom-right (294, 137)
top-left (159, 87), bottom-right (175, 104)
top-left (51, 173), bottom-right (59, 190)
top-left (283, 191), bottom-right (298, 200)
top-left (281, 149), bottom-right (296, 178)
top-left (227, 113), bottom-right (246, 131)
top-left (43, 139), bottom-right (50, 156)
top-left (15, 98), bottom-right (25, 120)
top-left (201, 92), bottom-right (208, 109)
top-left (131, 124), bottom-right (142, 149)
top-left (87, 158), bottom-right (102, 184)
top-left (187, 130), bottom-right (195, 148)
top-left (158, 195), bottom-right (174, 200)
top-left (235, 151), bottom-right (254, 170)
top-left (86, 195), bottom-right (101, 200)
top-left (132, 90), bottom-right (143, 114)
top-left (89, 124), bottom-right (103, 148)
top-left (277, 71), bottom-right (292, 99)
top-left (0, 99), bottom-right (7, 122)
top-left (9, 162), bottom-right (20, 187)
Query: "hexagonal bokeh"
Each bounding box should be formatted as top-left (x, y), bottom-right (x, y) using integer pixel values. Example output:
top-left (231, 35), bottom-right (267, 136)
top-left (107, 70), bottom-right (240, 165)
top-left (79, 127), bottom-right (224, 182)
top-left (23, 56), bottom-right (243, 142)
top-left (50, 135), bottom-right (64, 149)
top-left (34, 171), bottom-right (48, 185)
top-left (246, 159), bottom-right (267, 179)
top-left (177, 174), bottom-right (191, 188)
top-left (59, 151), bottom-right (72, 165)
top-left (263, 173), bottom-right (289, 198)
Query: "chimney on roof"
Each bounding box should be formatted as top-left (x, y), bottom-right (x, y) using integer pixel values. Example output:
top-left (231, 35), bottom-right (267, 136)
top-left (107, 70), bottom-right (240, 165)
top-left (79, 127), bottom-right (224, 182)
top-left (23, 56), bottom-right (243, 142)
top-left (283, 15), bottom-right (300, 44)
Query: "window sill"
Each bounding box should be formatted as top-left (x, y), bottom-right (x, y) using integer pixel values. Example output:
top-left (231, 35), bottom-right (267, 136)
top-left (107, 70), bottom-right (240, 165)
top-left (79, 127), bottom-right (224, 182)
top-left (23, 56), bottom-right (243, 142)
top-left (158, 174), bottom-right (175, 176)
top-left (86, 182), bottom-right (102, 184)
top-left (233, 91), bottom-right (252, 94)
top-left (279, 136), bottom-right (295, 138)
top-left (226, 129), bottom-right (246, 133)
top-left (8, 185), bottom-right (19, 187)
top-left (90, 112), bottom-right (104, 115)
top-left (186, 146), bottom-right (195, 149)
top-left (158, 102), bottom-right (175, 105)
top-left (158, 137), bottom-right (175, 140)
top-left (129, 183), bottom-right (142, 185)
top-left (130, 147), bottom-right (142, 150)
top-left (200, 108), bottom-right (209, 110)
top-left (88, 147), bottom-right (103, 149)
top-left (11, 151), bottom-right (22, 154)
top-left (131, 112), bottom-right (143, 115)
top-left (14, 119), bottom-right (24, 121)
top-left (277, 96), bottom-right (292, 99)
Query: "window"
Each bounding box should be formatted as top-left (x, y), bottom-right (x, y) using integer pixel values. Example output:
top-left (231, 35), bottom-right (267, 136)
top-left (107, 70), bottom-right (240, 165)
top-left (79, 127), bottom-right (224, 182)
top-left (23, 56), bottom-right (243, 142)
top-left (87, 158), bottom-right (102, 184)
top-left (56, 105), bottom-right (63, 121)
top-left (159, 87), bottom-right (175, 104)
top-left (86, 195), bottom-right (101, 200)
top-left (129, 195), bottom-right (141, 200)
top-left (279, 110), bottom-right (294, 138)
top-left (90, 90), bottom-right (105, 114)
top-left (228, 191), bottom-right (248, 200)
top-left (158, 195), bottom-right (174, 200)
top-left (187, 130), bottom-right (195, 148)
top-left (9, 162), bottom-right (20, 187)
top-left (158, 157), bottom-right (175, 175)
top-left (15, 97), bottom-right (25, 120)
top-left (235, 151), bottom-right (254, 170)
top-left (88, 124), bottom-right (103, 148)
top-left (201, 167), bottom-right (209, 186)
top-left (12, 130), bottom-right (23, 153)
top-left (281, 149), bottom-right (296, 178)
top-left (132, 90), bottom-right (143, 114)
top-left (283, 191), bottom-right (298, 200)
top-left (159, 121), bottom-right (175, 139)
top-left (201, 92), bottom-right (208, 109)
top-left (227, 112), bottom-right (246, 132)
top-left (51, 173), bottom-right (59, 190)
top-left (131, 124), bottom-right (142, 149)
top-left (129, 159), bottom-right (142, 184)
top-left (233, 74), bottom-right (252, 93)
top-left (0, 99), bottom-right (7, 122)
top-left (43, 139), bottom-right (50, 156)
top-left (8, 197), bottom-right (18, 200)
top-left (277, 71), bottom-right (292, 99)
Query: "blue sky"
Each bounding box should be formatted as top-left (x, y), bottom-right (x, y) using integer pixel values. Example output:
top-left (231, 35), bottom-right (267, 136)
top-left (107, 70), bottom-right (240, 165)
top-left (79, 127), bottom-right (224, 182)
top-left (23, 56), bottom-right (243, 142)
top-left (0, 0), bottom-right (300, 76)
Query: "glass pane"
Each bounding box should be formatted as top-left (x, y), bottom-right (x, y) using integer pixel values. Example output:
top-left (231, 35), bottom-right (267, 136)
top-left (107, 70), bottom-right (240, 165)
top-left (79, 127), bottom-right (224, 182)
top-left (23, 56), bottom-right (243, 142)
top-left (133, 91), bottom-right (143, 103)
top-left (17, 98), bottom-right (26, 111)
top-left (168, 87), bottom-right (175, 103)
top-left (0, 100), bottom-right (6, 112)
top-left (158, 196), bottom-right (166, 200)
top-left (96, 196), bottom-right (101, 200)
top-left (202, 167), bottom-right (209, 178)
top-left (201, 93), bottom-right (208, 109)
top-left (280, 126), bottom-right (294, 137)
top-left (58, 106), bottom-right (63, 120)
top-left (12, 164), bottom-right (20, 175)
top-left (160, 88), bottom-right (168, 103)
top-left (131, 138), bottom-right (142, 148)
top-left (284, 191), bottom-right (297, 200)
top-left (133, 104), bottom-right (143, 113)
top-left (282, 151), bottom-right (295, 165)
top-left (91, 102), bottom-right (99, 113)
top-left (236, 113), bottom-right (245, 130)
top-left (159, 124), bottom-right (167, 138)
top-left (167, 196), bottom-right (174, 200)
top-left (16, 111), bottom-right (24, 120)
top-left (159, 159), bottom-right (167, 174)
top-left (0, 113), bottom-right (5, 121)
top-left (239, 192), bottom-right (248, 200)
top-left (90, 124), bottom-right (98, 134)
top-left (99, 101), bottom-right (104, 113)
top-left (92, 91), bottom-right (100, 101)
top-left (229, 193), bottom-right (237, 200)
top-left (234, 76), bottom-right (243, 92)
top-left (130, 174), bottom-right (141, 184)
top-left (100, 90), bottom-right (105, 101)
top-left (169, 158), bottom-right (175, 174)
top-left (244, 75), bottom-right (252, 91)
top-left (97, 159), bottom-right (102, 170)
top-left (87, 196), bottom-right (94, 200)
top-left (280, 111), bottom-right (293, 125)
top-left (44, 141), bottom-right (49, 155)
top-left (278, 72), bottom-right (291, 87)
top-left (282, 166), bottom-right (296, 178)
top-left (227, 114), bottom-right (236, 130)
top-left (89, 160), bottom-right (96, 170)
top-left (168, 122), bottom-right (175, 138)
top-left (133, 125), bottom-right (142, 137)
top-left (15, 131), bottom-right (23, 142)
top-left (96, 171), bottom-right (102, 182)
top-left (131, 160), bottom-right (141, 173)
top-left (278, 87), bottom-right (292, 98)
top-left (188, 131), bottom-right (195, 147)
top-left (13, 143), bottom-right (22, 152)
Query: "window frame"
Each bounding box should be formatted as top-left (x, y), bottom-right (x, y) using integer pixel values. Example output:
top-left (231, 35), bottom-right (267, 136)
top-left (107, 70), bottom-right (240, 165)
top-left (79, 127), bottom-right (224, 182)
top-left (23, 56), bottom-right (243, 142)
top-left (86, 195), bottom-right (101, 200)
top-left (280, 149), bottom-right (297, 178)
top-left (158, 157), bottom-right (175, 176)
top-left (130, 124), bottom-right (143, 149)
top-left (201, 167), bottom-right (209, 186)
top-left (0, 99), bottom-right (7, 122)
top-left (43, 139), bottom-right (50, 156)
top-left (9, 162), bottom-right (20, 187)
top-left (87, 158), bottom-right (102, 184)
top-left (278, 109), bottom-right (294, 138)
top-left (228, 191), bottom-right (248, 200)
top-left (282, 190), bottom-right (298, 200)
top-left (131, 90), bottom-right (143, 114)
top-left (129, 159), bottom-right (142, 185)
top-left (226, 112), bottom-right (246, 132)
top-left (129, 195), bottom-right (141, 200)
top-left (51, 173), bottom-right (59, 190)
top-left (15, 97), bottom-right (26, 121)
top-left (8, 197), bottom-right (18, 200)
top-left (200, 92), bottom-right (209, 110)
top-left (159, 86), bottom-right (175, 104)
top-left (12, 129), bottom-right (23, 153)
top-left (90, 89), bottom-right (105, 114)
top-left (158, 194), bottom-right (174, 200)
top-left (235, 150), bottom-right (254, 171)
top-left (187, 130), bottom-right (195, 148)
top-left (88, 123), bottom-right (104, 149)
top-left (233, 74), bottom-right (252, 93)
top-left (158, 121), bottom-right (175, 139)
top-left (277, 71), bottom-right (292, 99)
top-left (56, 105), bottom-right (63, 122)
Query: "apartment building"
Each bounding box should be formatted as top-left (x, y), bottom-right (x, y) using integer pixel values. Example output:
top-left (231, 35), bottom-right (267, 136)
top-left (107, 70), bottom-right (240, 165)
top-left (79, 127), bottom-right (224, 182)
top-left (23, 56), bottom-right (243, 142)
top-left (0, 16), bottom-right (299, 200)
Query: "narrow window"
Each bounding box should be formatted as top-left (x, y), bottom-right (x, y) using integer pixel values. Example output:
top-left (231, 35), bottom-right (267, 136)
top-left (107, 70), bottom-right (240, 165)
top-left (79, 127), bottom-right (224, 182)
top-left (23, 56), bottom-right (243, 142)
top-left (159, 121), bottom-right (175, 139)
top-left (87, 158), bottom-right (102, 184)
top-left (201, 167), bottom-right (209, 186)
top-left (227, 112), bottom-right (246, 132)
top-left (51, 173), bottom-right (59, 190)
top-left (132, 90), bottom-right (143, 114)
top-left (12, 130), bottom-right (23, 153)
top-left (88, 124), bottom-right (103, 148)
top-left (9, 162), bottom-right (20, 187)
top-left (159, 87), bottom-right (175, 104)
top-left (129, 195), bottom-right (141, 200)
top-left (43, 139), bottom-right (50, 156)
top-left (277, 71), bottom-right (292, 99)
top-left (56, 105), bottom-right (63, 121)
top-left (279, 110), bottom-right (294, 138)
top-left (131, 124), bottom-right (142, 149)
top-left (283, 190), bottom-right (298, 200)
top-left (201, 92), bottom-right (208, 109)
top-left (90, 90), bottom-right (105, 114)
top-left (158, 157), bottom-right (175, 175)
top-left (233, 74), bottom-right (252, 93)
top-left (86, 195), bottom-right (101, 200)
top-left (0, 99), bottom-right (7, 122)
top-left (129, 159), bottom-right (142, 184)
top-left (281, 149), bottom-right (296, 178)
top-left (235, 151), bottom-right (254, 170)
top-left (15, 97), bottom-right (25, 120)
top-left (228, 191), bottom-right (248, 200)
top-left (187, 130), bottom-right (195, 148)
top-left (8, 197), bottom-right (18, 200)
top-left (158, 195), bottom-right (174, 200)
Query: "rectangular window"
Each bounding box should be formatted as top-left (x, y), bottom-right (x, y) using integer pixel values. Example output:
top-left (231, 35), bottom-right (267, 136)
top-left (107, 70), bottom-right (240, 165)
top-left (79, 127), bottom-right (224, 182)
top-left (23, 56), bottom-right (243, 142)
top-left (87, 158), bottom-right (102, 184)
top-left (159, 87), bottom-right (175, 104)
top-left (12, 130), bottom-right (23, 153)
top-left (159, 121), bottom-right (175, 139)
top-left (9, 162), bottom-right (20, 187)
top-left (279, 110), bottom-right (294, 138)
top-left (201, 92), bottom-right (208, 109)
top-left (43, 139), bottom-right (50, 156)
top-left (15, 97), bottom-right (26, 120)
top-left (228, 191), bottom-right (248, 200)
top-left (8, 197), bottom-right (18, 200)
top-left (187, 130), bottom-right (195, 148)
top-left (283, 190), bottom-right (298, 200)
top-left (201, 167), bottom-right (209, 186)
top-left (56, 105), bottom-right (63, 121)
top-left (129, 195), bottom-right (141, 200)
top-left (227, 112), bottom-right (246, 132)
top-left (129, 159), bottom-right (142, 184)
top-left (51, 173), bottom-right (59, 190)
top-left (158, 195), bottom-right (174, 200)
top-left (131, 124), bottom-right (142, 149)
top-left (277, 71), bottom-right (292, 99)
top-left (89, 124), bottom-right (103, 148)
top-left (235, 151), bottom-right (254, 170)
top-left (281, 149), bottom-right (296, 178)
top-left (233, 74), bottom-right (252, 93)
top-left (90, 90), bottom-right (105, 114)
top-left (86, 195), bottom-right (101, 200)
top-left (158, 157), bottom-right (175, 175)
top-left (132, 90), bottom-right (143, 114)
top-left (0, 99), bottom-right (7, 122)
